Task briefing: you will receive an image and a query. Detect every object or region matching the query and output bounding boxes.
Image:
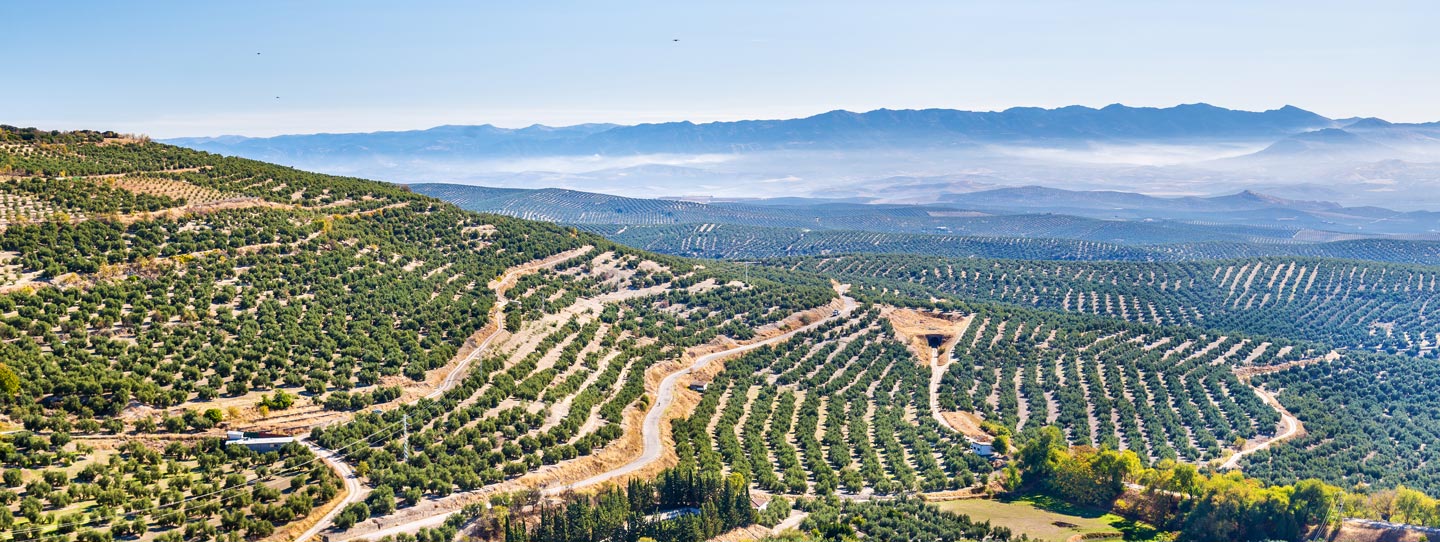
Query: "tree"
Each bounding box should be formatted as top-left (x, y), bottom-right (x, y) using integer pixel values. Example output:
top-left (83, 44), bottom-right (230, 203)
top-left (1018, 426), bottom-right (1066, 483)
top-left (992, 435), bottom-right (1010, 456)
top-left (1291, 478), bottom-right (1339, 528)
top-left (0, 364), bottom-right (18, 396)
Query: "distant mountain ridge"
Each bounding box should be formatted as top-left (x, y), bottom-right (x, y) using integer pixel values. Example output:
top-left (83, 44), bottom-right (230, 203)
top-left (166, 103), bottom-right (1345, 158)
top-left (162, 104), bottom-right (1440, 212)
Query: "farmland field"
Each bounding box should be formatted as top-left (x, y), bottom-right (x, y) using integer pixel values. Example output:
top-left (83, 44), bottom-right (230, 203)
top-left (936, 496), bottom-right (1162, 542)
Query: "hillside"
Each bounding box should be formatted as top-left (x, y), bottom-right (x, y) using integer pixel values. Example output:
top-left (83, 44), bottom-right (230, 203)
top-left (5, 128), bottom-right (1440, 542)
top-left (0, 129), bottom-right (838, 542)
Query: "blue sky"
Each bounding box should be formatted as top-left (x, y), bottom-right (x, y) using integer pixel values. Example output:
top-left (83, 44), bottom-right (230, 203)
top-left (3, 1), bottom-right (1433, 137)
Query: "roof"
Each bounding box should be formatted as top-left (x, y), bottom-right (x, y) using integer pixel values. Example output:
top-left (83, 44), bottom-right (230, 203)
top-left (226, 437), bottom-right (296, 445)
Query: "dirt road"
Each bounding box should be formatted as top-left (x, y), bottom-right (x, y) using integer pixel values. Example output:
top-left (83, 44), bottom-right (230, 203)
top-left (546, 293), bottom-right (857, 495)
top-left (294, 247), bottom-right (592, 540)
top-left (1219, 385), bottom-right (1302, 470)
top-left (294, 440), bottom-right (367, 542)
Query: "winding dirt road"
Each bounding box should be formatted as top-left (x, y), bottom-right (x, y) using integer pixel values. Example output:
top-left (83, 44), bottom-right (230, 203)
top-left (330, 293), bottom-right (857, 542)
top-left (293, 247), bottom-right (592, 542)
top-left (544, 293), bottom-right (857, 495)
top-left (294, 441), bottom-right (367, 542)
top-left (1219, 385), bottom-right (1302, 470)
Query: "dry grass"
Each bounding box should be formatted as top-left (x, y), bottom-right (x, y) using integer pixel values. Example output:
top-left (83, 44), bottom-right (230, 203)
top-left (264, 467), bottom-right (351, 542)
top-left (108, 176), bottom-right (234, 205)
top-left (1328, 523), bottom-right (1429, 542)
top-left (883, 307), bottom-right (971, 366)
top-left (940, 411), bottom-right (994, 444)
top-left (936, 497), bottom-right (1157, 542)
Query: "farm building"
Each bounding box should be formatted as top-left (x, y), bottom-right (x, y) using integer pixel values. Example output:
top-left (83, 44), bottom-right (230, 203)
top-left (970, 441), bottom-right (994, 457)
top-left (225, 431), bottom-right (296, 452)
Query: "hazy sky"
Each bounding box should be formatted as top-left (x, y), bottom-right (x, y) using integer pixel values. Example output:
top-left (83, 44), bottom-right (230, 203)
top-left (4, 1), bottom-right (1434, 138)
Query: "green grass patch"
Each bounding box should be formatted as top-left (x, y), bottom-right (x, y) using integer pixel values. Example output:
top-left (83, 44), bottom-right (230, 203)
top-left (936, 494), bottom-right (1164, 542)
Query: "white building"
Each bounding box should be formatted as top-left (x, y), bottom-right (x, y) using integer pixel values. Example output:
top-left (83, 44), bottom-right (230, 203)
top-left (971, 441), bottom-right (994, 457)
top-left (225, 431), bottom-right (296, 453)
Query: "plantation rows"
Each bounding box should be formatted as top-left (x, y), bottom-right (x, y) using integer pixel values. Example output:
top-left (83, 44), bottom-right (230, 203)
top-left (581, 223), bottom-right (1159, 261)
top-left (0, 435), bottom-right (336, 541)
top-left (1151, 238), bottom-right (1440, 265)
top-left (1246, 351), bottom-right (1440, 495)
top-left (108, 176), bottom-right (235, 207)
top-left (0, 193), bottom-right (80, 228)
top-left (940, 307), bottom-right (1298, 463)
top-left (0, 135), bottom-right (835, 542)
top-left (418, 183), bottom-right (1321, 246)
top-left (786, 255), bottom-right (1440, 356)
top-left (580, 222), bottom-right (1440, 265)
top-left (671, 309), bottom-right (992, 496)
top-left (0, 204), bottom-right (593, 429)
top-left (0, 177), bottom-right (180, 215)
top-left (0, 136), bottom-right (420, 209)
top-left (0, 140), bottom-right (213, 178)
top-left (312, 264), bottom-right (832, 523)
top-left (500, 252), bottom-right (675, 330)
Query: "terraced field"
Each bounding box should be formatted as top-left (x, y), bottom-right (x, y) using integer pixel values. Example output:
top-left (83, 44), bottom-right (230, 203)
top-left (0, 133), bottom-right (835, 542)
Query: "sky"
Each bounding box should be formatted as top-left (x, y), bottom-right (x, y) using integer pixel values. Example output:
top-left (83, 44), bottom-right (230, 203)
top-left (3, 1), bottom-right (1435, 138)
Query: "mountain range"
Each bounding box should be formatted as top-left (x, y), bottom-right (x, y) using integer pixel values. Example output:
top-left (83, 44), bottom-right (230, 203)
top-left (169, 103), bottom-right (1363, 157)
top-left (163, 103), bottom-right (1440, 211)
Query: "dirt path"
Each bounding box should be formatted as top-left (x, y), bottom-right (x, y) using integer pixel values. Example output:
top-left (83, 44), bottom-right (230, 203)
top-left (1217, 352), bottom-right (1337, 470)
top-left (292, 440), bottom-right (367, 542)
top-left (1218, 385), bottom-right (1303, 470)
top-left (292, 247), bottom-right (593, 541)
top-left (326, 292), bottom-right (855, 542)
top-left (546, 293), bottom-right (857, 494)
top-left (924, 315), bottom-right (976, 439)
top-left (771, 511), bottom-right (809, 535)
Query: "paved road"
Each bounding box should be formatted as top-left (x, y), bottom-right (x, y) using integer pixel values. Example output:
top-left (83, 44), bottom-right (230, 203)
top-left (546, 294), bottom-right (857, 495)
top-left (295, 440), bottom-right (367, 542)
